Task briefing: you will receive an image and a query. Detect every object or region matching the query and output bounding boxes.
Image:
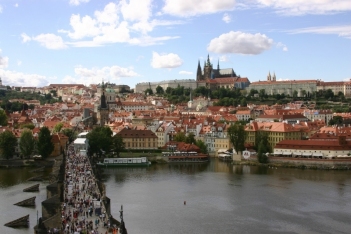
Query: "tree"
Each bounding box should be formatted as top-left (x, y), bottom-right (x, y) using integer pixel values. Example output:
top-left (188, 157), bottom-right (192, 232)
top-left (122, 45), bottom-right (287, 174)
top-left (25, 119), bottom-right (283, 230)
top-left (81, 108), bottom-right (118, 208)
top-left (86, 126), bottom-right (113, 157)
top-left (257, 140), bottom-right (269, 163)
top-left (144, 88), bottom-right (153, 95)
top-left (185, 133), bottom-right (196, 144)
top-left (328, 116), bottom-right (343, 126)
top-left (53, 122), bottom-right (63, 133)
top-left (37, 127), bottom-right (54, 159)
top-left (0, 109), bottom-right (8, 126)
top-left (111, 134), bottom-right (125, 157)
top-left (62, 128), bottom-right (77, 143)
top-left (19, 129), bottom-right (35, 158)
top-left (156, 86), bottom-right (164, 95)
top-left (195, 139), bottom-right (208, 154)
top-left (254, 131), bottom-right (270, 152)
top-left (0, 130), bottom-right (17, 159)
top-left (227, 122), bottom-right (247, 156)
top-left (174, 132), bottom-right (186, 142)
top-left (20, 123), bottom-right (35, 130)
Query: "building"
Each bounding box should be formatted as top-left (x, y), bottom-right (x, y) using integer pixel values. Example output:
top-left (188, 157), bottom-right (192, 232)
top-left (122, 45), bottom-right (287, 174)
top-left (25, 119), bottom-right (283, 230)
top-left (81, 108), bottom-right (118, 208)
top-left (117, 128), bottom-right (158, 150)
top-left (135, 79), bottom-right (198, 94)
top-left (246, 72), bottom-right (318, 97)
top-left (196, 55), bottom-right (250, 90)
top-left (245, 121), bottom-right (303, 150)
top-left (97, 82), bottom-right (109, 126)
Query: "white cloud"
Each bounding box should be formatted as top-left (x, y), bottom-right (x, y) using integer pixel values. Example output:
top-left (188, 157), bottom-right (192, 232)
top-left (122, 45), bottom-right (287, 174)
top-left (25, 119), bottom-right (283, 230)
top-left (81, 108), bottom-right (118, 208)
top-left (276, 42), bottom-right (288, 51)
top-left (179, 71), bottom-right (193, 75)
top-left (162, 0), bottom-right (236, 17)
top-left (33, 34), bottom-right (67, 49)
top-left (0, 5), bottom-right (3, 13)
top-left (222, 13), bottom-right (231, 23)
top-left (69, 0), bottom-right (90, 6)
top-left (68, 65), bottom-right (139, 84)
top-left (0, 69), bottom-right (49, 87)
top-left (253, 0), bottom-right (351, 15)
top-left (207, 31), bottom-right (273, 55)
top-left (21, 33), bottom-right (31, 43)
top-left (17, 60), bottom-right (22, 66)
top-left (120, 0), bottom-right (152, 22)
top-left (151, 52), bottom-right (183, 68)
top-left (288, 25), bottom-right (351, 39)
top-left (0, 56), bottom-right (9, 69)
top-left (14, 3), bottom-right (19, 7)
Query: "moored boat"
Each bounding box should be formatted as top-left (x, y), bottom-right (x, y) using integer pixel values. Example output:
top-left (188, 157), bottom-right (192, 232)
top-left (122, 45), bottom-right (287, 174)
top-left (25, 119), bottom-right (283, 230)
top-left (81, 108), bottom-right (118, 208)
top-left (97, 157), bottom-right (151, 167)
top-left (167, 151), bottom-right (210, 163)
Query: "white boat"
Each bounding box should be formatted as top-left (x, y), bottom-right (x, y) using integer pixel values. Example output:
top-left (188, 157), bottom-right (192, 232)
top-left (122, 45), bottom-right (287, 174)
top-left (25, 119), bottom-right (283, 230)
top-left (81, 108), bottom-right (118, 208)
top-left (97, 157), bottom-right (151, 167)
top-left (218, 152), bottom-right (232, 160)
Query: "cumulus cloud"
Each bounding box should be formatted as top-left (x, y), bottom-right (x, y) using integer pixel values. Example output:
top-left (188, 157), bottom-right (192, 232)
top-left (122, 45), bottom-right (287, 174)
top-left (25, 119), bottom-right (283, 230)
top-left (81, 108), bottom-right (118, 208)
top-left (0, 5), bottom-right (3, 13)
top-left (253, 0), bottom-right (351, 15)
top-left (162, 0), bottom-right (236, 17)
top-left (207, 31), bottom-right (273, 55)
top-left (151, 52), bottom-right (183, 68)
top-left (21, 33), bottom-right (31, 43)
top-left (222, 13), bottom-right (231, 23)
top-left (69, 0), bottom-right (90, 6)
top-left (0, 69), bottom-right (50, 87)
top-left (33, 34), bottom-right (68, 49)
top-left (179, 71), bottom-right (193, 75)
top-left (68, 65), bottom-right (139, 84)
top-left (14, 3), bottom-right (19, 7)
top-left (288, 25), bottom-right (351, 39)
top-left (58, 2), bottom-right (180, 47)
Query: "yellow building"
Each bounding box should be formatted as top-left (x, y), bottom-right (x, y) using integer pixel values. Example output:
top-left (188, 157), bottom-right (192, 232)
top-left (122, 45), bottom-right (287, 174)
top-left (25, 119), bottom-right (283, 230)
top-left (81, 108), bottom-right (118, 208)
top-left (117, 128), bottom-right (158, 150)
top-left (245, 122), bottom-right (302, 150)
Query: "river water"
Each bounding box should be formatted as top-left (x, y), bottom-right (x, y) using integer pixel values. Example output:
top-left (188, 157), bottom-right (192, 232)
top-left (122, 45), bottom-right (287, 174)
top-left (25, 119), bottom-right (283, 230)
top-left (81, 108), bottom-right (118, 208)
top-left (103, 159), bottom-right (351, 234)
top-left (1, 159), bottom-right (351, 234)
top-left (0, 167), bottom-right (51, 234)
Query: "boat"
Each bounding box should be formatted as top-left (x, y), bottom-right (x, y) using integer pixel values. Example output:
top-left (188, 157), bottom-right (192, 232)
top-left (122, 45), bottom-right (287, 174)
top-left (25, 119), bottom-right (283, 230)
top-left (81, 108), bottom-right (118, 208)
top-left (97, 157), bottom-right (151, 167)
top-left (218, 152), bottom-right (232, 161)
top-left (167, 151), bottom-right (210, 163)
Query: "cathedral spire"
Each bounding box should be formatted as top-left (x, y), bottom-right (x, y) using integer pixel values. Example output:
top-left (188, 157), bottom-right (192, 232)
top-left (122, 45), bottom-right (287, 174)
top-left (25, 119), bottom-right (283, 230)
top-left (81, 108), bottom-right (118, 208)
top-left (196, 60), bottom-right (202, 81)
top-left (217, 59), bottom-right (220, 70)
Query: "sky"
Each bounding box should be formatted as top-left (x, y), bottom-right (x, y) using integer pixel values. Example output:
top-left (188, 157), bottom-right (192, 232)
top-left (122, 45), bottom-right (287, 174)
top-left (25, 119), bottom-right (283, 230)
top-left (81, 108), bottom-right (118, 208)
top-left (0, 0), bottom-right (350, 89)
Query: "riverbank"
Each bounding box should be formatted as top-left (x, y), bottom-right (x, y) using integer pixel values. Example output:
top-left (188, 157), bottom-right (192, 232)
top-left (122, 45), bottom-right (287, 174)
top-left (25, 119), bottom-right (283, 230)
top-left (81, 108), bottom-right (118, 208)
top-left (0, 158), bottom-right (56, 168)
top-left (232, 158), bottom-right (351, 170)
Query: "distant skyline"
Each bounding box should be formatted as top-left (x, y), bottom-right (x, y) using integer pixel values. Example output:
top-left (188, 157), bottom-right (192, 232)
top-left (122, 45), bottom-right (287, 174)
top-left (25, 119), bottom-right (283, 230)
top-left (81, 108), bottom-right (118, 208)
top-left (0, 0), bottom-right (350, 89)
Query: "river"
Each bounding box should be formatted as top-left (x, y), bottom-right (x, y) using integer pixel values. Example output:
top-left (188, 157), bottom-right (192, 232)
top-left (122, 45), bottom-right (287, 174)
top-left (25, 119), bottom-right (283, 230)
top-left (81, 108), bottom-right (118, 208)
top-left (1, 159), bottom-right (351, 233)
top-left (103, 159), bottom-right (351, 234)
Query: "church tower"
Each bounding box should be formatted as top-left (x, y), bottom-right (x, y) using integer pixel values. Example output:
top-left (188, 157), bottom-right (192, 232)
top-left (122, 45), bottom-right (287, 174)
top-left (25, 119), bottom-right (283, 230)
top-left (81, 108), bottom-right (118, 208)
top-left (203, 54), bottom-right (212, 81)
top-left (267, 71), bottom-right (271, 81)
top-left (196, 60), bottom-right (202, 81)
top-left (272, 72), bottom-right (276, 81)
top-left (98, 81), bottom-right (109, 127)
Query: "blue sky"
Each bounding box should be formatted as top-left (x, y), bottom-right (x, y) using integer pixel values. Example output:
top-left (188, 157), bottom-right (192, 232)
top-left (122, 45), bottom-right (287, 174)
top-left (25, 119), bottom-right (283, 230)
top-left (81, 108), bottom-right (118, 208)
top-left (0, 0), bottom-right (350, 89)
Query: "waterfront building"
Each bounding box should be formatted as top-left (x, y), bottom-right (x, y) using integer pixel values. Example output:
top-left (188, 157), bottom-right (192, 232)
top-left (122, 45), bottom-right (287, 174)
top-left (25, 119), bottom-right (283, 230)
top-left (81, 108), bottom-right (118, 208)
top-left (245, 121), bottom-right (303, 150)
top-left (117, 127), bottom-right (158, 150)
top-left (274, 136), bottom-right (351, 158)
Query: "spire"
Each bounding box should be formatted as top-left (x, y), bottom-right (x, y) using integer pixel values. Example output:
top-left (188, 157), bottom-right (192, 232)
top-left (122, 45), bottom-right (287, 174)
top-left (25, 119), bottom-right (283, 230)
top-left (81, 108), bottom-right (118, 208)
top-left (207, 54), bottom-right (211, 66)
top-left (196, 60), bottom-right (202, 81)
top-left (267, 71), bottom-right (271, 81)
top-left (217, 59), bottom-right (220, 70)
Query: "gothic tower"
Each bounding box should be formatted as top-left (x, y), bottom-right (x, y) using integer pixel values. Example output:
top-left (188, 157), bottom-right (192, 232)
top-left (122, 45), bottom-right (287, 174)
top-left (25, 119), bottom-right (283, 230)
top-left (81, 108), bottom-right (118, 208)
top-left (203, 54), bottom-right (212, 81)
top-left (267, 71), bottom-right (271, 81)
top-left (196, 60), bottom-right (202, 81)
top-left (98, 81), bottom-right (109, 127)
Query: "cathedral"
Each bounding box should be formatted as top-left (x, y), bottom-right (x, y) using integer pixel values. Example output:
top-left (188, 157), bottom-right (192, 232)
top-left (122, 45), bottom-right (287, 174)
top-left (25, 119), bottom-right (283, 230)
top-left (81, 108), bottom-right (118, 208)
top-left (196, 55), bottom-right (250, 90)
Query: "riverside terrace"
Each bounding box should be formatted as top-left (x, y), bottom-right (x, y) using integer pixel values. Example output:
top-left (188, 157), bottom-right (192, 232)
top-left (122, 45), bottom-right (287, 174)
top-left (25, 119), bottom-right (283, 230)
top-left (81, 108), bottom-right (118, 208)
top-left (59, 146), bottom-right (119, 234)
